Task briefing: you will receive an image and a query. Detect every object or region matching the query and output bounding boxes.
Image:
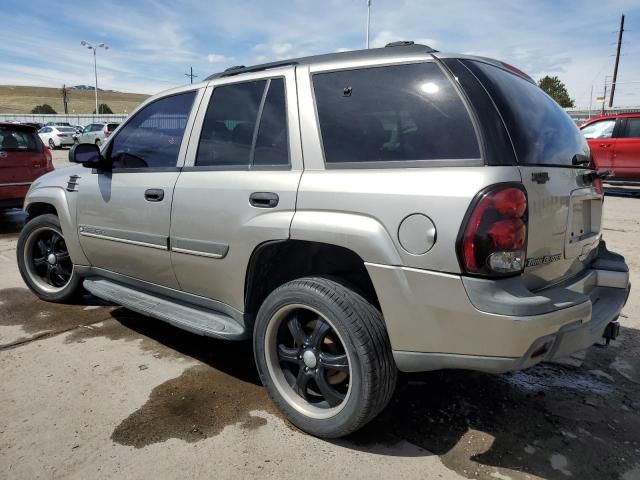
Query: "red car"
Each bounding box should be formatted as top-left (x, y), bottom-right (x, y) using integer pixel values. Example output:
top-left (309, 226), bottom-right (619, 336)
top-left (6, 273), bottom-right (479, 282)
top-left (580, 113), bottom-right (640, 180)
top-left (0, 123), bottom-right (54, 210)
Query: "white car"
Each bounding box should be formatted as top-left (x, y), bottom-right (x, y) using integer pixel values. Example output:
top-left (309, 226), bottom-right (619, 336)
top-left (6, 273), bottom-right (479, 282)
top-left (38, 126), bottom-right (76, 149)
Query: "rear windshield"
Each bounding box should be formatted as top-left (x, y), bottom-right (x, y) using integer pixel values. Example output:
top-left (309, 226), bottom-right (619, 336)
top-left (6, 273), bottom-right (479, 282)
top-left (465, 60), bottom-right (588, 166)
top-left (0, 127), bottom-right (41, 152)
top-left (313, 62), bottom-right (479, 165)
top-left (56, 127), bottom-right (75, 133)
top-left (107, 123), bottom-right (120, 132)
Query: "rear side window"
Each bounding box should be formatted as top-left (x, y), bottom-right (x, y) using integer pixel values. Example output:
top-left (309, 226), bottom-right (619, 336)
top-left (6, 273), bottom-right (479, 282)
top-left (313, 62), bottom-right (479, 165)
top-left (109, 91), bottom-right (196, 169)
top-left (0, 127), bottom-right (41, 152)
top-left (465, 60), bottom-right (589, 166)
top-left (195, 78), bottom-right (289, 168)
top-left (622, 118), bottom-right (640, 138)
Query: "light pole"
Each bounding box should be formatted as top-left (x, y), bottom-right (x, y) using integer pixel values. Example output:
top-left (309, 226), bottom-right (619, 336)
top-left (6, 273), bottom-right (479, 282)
top-left (366, 0), bottom-right (371, 49)
top-left (81, 41), bottom-right (109, 115)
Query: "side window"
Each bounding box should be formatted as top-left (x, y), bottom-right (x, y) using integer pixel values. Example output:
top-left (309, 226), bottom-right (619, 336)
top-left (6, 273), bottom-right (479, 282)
top-left (622, 118), bottom-right (640, 138)
top-left (195, 80), bottom-right (266, 167)
top-left (581, 120), bottom-right (616, 139)
top-left (109, 91), bottom-right (196, 169)
top-left (254, 78), bottom-right (289, 166)
top-left (313, 62), bottom-right (480, 164)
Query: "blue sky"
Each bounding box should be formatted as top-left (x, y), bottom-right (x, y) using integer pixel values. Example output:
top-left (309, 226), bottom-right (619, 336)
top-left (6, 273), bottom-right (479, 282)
top-left (1, 0), bottom-right (639, 107)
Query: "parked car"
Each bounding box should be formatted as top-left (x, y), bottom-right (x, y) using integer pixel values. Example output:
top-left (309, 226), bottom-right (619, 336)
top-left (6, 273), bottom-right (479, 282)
top-left (580, 113), bottom-right (640, 180)
top-left (38, 126), bottom-right (76, 149)
top-left (75, 122), bottom-right (120, 145)
top-left (17, 43), bottom-right (630, 438)
top-left (0, 123), bottom-right (53, 209)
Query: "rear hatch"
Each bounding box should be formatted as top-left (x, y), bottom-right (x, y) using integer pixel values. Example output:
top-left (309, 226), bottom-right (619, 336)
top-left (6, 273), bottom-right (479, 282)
top-left (0, 125), bottom-right (48, 185)
top-left (460, 60), bottom-right (602, 290)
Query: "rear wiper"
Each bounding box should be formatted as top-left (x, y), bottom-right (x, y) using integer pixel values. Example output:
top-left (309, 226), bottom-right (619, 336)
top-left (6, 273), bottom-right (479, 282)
top-left (571, 154), bottom-right (590, 167)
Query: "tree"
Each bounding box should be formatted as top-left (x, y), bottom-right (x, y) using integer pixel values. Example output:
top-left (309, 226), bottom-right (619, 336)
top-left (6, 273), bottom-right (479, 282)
top-left (538, 75), bottom-right (575, 108)
top-left (31, 104), bottom-right (57, 114)
top-left (93, 103), bottom-right (113, 114)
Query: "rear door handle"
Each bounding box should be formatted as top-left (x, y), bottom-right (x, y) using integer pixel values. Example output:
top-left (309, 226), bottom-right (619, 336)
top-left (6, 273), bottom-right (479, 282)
top-left (599, 144), bottom-right (611, 148)
top-left (144, 188), bottom-right (165, 202)
top-left (249, 192), bottom-right (279, 208)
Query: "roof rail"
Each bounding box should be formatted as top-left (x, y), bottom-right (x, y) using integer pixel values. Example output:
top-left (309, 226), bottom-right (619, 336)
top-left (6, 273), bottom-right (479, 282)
top-left (206, 60), bottom-right (298, 80)
top-left (385, 40), bottom-right (415, 47)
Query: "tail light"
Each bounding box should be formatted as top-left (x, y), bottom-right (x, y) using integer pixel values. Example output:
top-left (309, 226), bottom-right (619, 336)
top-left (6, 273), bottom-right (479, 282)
top-left (44, 149), bottom-right (54, 171)
top-left (457, 184), bottom-right (528, 276)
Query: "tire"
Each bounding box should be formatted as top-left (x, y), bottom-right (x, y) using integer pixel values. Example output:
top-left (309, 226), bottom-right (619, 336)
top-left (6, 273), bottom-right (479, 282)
top-left (48, 138), bottom-right (56, 150)
top-left (95, 139), bottom-right (102, 146)
top-left (17, 214), bottom-right (82, 302)
top-left (254, 277), bottom-right (397, 438)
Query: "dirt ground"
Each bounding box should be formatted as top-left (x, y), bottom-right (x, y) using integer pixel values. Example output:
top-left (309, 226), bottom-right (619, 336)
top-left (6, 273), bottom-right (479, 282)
top-left (1, 158), bottom-right (639, 479)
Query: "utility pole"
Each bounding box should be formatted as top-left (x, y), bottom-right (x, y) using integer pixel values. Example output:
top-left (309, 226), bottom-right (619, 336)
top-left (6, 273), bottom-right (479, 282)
top-left (609, 14), bottom-right (625, 108)
top-left (61, 84), bottom-right (69, 114)
top-left (602, 82), bottom-right (607, 115)
top-left (185, 66), bottom-right (198, 84)
top-left (588, 84), bottom-right (593, 119)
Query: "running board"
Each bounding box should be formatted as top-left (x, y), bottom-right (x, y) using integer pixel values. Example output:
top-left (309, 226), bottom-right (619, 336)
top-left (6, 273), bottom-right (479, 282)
top-left (83, 278), bottom-right (247, 340)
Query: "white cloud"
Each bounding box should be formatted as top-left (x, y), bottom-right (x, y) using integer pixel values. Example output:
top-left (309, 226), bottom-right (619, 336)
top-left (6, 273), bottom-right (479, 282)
top-left (207, 54), bottom-right (227, 63)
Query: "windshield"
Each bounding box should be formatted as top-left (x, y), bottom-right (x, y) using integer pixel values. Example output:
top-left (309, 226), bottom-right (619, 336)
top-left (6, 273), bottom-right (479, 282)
top-left (465, 60), bottom-right (589, 166)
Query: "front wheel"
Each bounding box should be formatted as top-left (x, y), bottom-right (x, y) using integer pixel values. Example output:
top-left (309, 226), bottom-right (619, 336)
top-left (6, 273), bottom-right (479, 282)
top-left (254, 277), bottom-right (397, 438)
top-left (17, 214), bottom-right (82, 302)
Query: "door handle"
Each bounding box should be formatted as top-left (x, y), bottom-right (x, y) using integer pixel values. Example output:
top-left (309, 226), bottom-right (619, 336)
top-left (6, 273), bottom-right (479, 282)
top-left (599, 144), bottom-right (611, 148)
top-left (249, 192), bottom-right (279, 208)
top-left (144, 189), bottom-right (165, 202)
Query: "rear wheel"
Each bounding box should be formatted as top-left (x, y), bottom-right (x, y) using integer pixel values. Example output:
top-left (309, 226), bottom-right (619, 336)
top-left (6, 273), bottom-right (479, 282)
top-left (254, 277), bottom-right (396, 438)
top-left (17, 214), bottom-right (82, 302)
top-left (48, 138), bottom-right (56, 150)
top-left (95, 139), bottom-right (102, 147)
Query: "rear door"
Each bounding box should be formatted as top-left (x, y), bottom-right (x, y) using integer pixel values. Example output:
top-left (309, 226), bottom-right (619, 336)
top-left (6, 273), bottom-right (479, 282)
top-left (612, 117), bottom-right (640, 178)
top-left (461, 60), bottom-right (602, 290)
top-left (580, 118), bottom-right (617, 170)
top-left (170, 68), bottom-right (302, 312)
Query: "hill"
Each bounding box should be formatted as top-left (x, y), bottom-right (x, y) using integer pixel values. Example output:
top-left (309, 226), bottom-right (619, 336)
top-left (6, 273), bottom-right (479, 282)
top-left (0, 85), bottom-right (149, 114)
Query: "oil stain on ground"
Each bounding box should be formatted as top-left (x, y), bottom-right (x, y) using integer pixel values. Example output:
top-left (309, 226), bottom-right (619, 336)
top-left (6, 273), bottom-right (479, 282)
top-left (0, 287), bottom-right (113, 345)
top-left (111, 364), bottom-right (274, 448)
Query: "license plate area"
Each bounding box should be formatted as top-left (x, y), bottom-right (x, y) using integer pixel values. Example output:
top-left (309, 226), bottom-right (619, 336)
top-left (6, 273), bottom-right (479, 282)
top-left (565, 188), bottom-right (602, 259)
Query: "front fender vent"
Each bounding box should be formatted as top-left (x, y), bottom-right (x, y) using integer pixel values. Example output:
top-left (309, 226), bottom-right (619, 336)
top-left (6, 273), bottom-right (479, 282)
top-left (66, 175), bottom-right (80, 192)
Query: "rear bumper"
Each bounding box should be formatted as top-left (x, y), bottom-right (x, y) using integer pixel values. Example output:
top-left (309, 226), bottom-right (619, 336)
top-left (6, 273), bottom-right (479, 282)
top-left (367, 241), bottom-right (630, 373)
top-left (0, 184), bottom-right (29, 208)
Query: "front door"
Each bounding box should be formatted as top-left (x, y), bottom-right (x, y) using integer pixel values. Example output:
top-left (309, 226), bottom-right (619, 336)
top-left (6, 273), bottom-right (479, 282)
top-left (581, 118), bottom-right (617, 171)
top-left (77, 89), bottom-right (200, 288)
top-left (170, 70), bottom-right (303, 312)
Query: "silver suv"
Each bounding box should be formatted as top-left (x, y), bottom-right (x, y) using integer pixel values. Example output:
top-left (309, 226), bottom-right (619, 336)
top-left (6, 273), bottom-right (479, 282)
top-left (74, 122), bottom-right (120, 146)
top-left (16, 43), bottom-right (630, 438)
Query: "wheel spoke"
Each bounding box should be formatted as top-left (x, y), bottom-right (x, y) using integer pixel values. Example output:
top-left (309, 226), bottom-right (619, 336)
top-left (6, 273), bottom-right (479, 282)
top-left (36, 239), bottom-right (47, 255)
top-left (315, 369), bottom-right (346, 407)
top-left (45, 267), bottom-right (53, 285)
top-left (50, 232), bottom-right (61, 249)
top-left (309, 318), bottom-right (331, 349)
top-left (56, 252), bottom-right (70, 262)
top-left (319, 352), bottom-right (349, 372)
top-left (277, 344), bottom-right (299, 364)
top-left (33, 256), bottom-right (47, 267)
top-left (294, 368), bottom-right (312, 400)
top-left (287, 314), bottom-right (308, 346)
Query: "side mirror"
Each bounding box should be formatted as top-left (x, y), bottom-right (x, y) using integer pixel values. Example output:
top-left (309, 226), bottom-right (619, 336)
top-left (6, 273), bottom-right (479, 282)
top-left (69, 143), bottom-right (109, 169)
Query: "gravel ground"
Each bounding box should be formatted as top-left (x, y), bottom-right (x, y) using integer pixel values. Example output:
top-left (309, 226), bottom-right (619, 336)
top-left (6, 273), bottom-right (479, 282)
top-left (1, 157), bottom-right (639, 479)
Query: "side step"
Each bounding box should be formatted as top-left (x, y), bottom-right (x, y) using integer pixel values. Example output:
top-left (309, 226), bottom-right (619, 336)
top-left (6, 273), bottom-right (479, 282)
top-left (83, 278), bottom-right (247, 340)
